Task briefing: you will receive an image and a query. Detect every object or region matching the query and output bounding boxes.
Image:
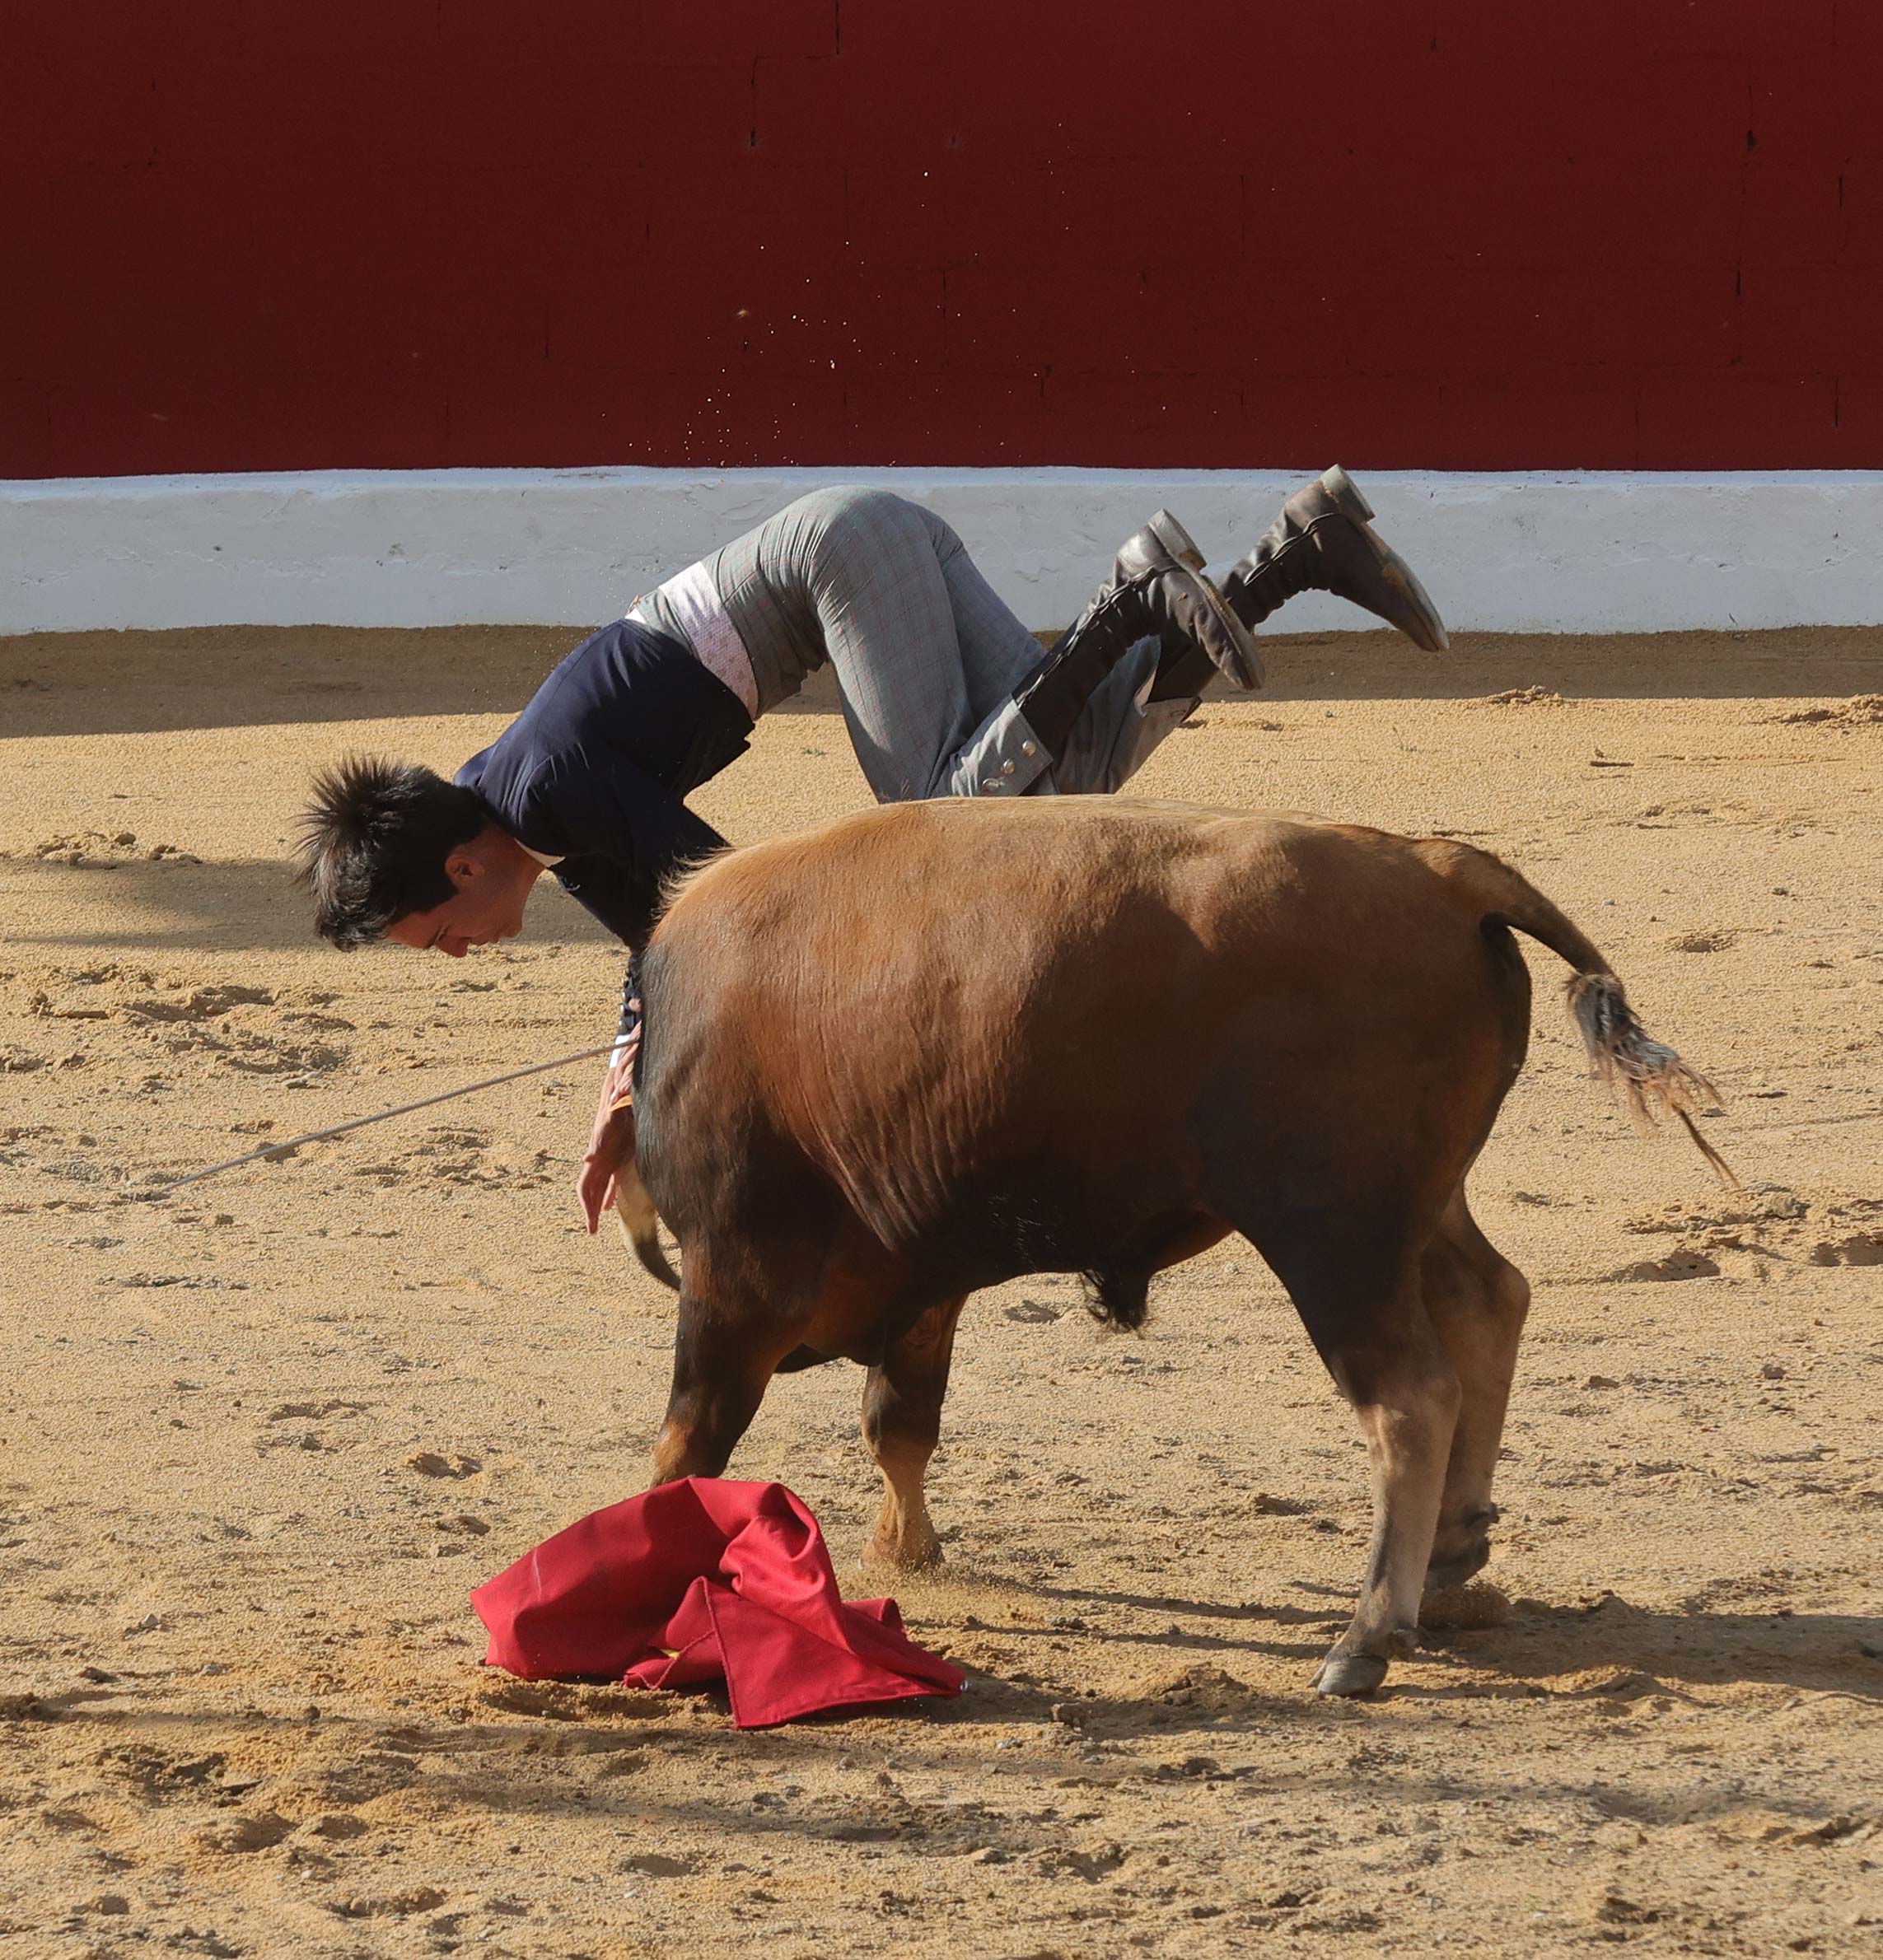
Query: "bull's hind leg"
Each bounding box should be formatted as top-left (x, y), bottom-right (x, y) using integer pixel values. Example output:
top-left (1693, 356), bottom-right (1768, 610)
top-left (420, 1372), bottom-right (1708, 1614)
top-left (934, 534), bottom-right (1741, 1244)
top-left (1418, 1189), bottom-right (1531, 1591)
top-left (1252, 1231), bottom-right (1462, 1696)
top-left (1315, 1315), bottom-right (1461, 1696)
top-left (860, 1296), bottom-right (966, 1570)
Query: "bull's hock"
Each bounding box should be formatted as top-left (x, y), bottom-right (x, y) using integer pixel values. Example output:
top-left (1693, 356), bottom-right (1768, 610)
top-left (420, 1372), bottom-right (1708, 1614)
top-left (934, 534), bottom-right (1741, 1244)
top-left (615, 796), bottom-right (1725, 1697)
top-left (8, 467), bottom-right (1883, 635)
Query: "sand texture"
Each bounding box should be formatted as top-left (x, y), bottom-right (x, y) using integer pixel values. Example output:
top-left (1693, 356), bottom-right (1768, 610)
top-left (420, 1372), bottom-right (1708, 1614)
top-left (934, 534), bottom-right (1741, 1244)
top-left (1, 624), bottom-right (1881, 1958)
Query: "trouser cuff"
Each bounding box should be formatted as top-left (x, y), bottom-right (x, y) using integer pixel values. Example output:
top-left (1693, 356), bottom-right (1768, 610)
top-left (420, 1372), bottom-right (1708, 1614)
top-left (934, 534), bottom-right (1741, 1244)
top-left (941, 699), bottom-right (1054, 799)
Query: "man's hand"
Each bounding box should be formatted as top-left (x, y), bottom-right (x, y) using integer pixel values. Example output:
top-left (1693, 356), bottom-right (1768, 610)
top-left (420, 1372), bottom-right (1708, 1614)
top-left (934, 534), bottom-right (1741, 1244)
top-left (578, 1033), bottom-right (639, 1234)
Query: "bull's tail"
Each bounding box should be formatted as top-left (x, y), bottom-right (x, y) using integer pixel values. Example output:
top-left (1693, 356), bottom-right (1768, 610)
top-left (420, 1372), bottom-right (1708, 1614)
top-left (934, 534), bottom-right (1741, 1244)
top-left (1422, 838), bottom-right (1736, 1186)
top-left (610, 1111), bottom-right (680, 1290)
top-left (1563, 971), bottom-right (1736, 1186)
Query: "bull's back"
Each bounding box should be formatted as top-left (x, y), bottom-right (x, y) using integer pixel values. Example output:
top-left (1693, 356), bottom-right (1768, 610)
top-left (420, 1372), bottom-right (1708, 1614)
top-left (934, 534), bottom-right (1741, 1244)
top-left (642, 800), bottom-right (1526, 1247)
top-left (656, 798), bottom-right (1510, 1034)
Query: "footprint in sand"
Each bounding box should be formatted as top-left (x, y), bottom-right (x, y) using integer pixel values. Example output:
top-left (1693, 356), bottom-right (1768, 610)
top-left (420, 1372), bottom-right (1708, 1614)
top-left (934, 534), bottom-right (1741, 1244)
top-left (12, 832), bottom-right (201, 868)
top-left (301, 1813), bottom-right (370, 1841)
top-left (124, 986), bottom-right (274, 1024)
top-left (1768, 694), bottom-right (1883, 729)
top-left (1807, 1232), bottom-right (1883, 1267)
top-left (1472, 686), bottom-right (1566, 708)
top-left (194, 1813), bottom-right (292, 1855)
top-left (1613, 1249), bottom-right (1722, 1282)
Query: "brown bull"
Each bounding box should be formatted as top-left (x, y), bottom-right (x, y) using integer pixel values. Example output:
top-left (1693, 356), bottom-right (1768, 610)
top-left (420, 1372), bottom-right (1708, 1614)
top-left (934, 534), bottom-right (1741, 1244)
top-left (611, 798), bottom-right (1726, 1695)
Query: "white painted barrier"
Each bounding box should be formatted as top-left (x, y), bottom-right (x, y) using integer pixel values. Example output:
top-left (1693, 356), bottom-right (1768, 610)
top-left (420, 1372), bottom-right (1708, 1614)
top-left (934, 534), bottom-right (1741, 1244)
top-left (5, 467), bottom-right (1882, 636)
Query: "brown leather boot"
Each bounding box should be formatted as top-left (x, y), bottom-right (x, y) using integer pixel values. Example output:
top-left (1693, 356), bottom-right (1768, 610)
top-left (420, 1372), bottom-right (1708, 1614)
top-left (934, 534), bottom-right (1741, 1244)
top-left (1222, 467), bottom-right (1449, 652)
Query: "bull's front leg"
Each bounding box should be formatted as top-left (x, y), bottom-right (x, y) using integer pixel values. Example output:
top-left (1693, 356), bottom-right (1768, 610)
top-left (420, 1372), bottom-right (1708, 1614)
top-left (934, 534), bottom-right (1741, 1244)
top-left (649, 1281), bottom-right (798, 1486)
top-left (859, 1296), bottom-right (965, 1570)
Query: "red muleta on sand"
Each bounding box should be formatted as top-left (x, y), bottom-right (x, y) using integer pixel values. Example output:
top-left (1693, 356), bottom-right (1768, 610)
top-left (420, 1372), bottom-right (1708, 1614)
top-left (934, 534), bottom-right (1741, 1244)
top-left (471, 1477), bottom-right (964, 1729)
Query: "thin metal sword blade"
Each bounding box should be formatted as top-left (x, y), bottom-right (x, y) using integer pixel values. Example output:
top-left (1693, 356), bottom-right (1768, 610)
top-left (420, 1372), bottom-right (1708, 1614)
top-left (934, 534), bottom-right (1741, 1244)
top-left (139, 1044), bottom-right (616, 1195)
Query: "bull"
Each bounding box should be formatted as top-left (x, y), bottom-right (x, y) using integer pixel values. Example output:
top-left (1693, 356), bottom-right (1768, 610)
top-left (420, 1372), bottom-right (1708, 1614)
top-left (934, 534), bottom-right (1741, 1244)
top-left (608, 798), bottom-right (1726, 1695)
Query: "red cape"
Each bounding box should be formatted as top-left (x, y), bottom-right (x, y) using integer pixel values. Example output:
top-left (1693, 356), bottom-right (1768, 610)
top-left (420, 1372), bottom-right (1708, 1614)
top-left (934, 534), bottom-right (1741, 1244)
top-left (471, 1477), bottom-right (964, 1729)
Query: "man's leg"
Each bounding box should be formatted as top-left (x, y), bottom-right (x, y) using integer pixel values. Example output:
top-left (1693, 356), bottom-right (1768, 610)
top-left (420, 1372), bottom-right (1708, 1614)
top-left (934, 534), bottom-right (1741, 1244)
top-left (713, 487), bottom-right (1255, 803)
top-left (1008, 508), bottom-right (1264, 744)
top-left (910, 497), bottom-right (1283, 794)
top-left (770, 488), bottom-right (1220, 802)
top-left (927, 516), bottom-right (1197, 796)
top-left (779, 488), bottom-right (1025, 802)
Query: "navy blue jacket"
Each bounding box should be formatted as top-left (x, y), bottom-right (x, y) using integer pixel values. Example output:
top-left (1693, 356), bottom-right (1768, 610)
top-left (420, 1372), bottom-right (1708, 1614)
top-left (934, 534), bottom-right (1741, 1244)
top-left (456, 618), bottom-right (753, 1031)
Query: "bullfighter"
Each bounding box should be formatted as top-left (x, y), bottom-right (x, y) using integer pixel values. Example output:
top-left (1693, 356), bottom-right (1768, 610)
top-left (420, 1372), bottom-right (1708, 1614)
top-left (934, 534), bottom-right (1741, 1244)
top-left (294, 470), bottom-right (1447, 1230)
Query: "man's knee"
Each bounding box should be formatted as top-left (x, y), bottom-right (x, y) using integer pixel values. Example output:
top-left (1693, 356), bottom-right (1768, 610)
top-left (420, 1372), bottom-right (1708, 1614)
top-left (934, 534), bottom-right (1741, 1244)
top-left (803, 485), bottom-right (932, 546)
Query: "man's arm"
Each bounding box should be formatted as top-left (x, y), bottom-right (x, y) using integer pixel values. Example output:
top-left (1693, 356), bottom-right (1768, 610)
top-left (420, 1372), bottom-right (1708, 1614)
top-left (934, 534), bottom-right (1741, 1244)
top-left (528, 760), bottom-right (732, 1232)
top-left (526, 749), bottom-right (729, 991)
top-left (553, 797), bottom-right (724, 1076)
top-left (550, 805), bottom-right (729, 954)
top-left (580, 991), bottom-right (641, 1235)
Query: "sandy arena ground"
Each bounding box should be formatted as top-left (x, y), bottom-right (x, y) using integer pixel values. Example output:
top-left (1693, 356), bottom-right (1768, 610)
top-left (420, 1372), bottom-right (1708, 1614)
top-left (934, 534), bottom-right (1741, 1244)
top-left (2, 623), bottom-right (1881, 1959)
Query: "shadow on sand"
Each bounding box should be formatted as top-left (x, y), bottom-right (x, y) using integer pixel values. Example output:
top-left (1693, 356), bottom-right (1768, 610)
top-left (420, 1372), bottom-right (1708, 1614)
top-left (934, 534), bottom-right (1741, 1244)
top-left (0, 851), bottom-right (614, 956)
top-left (971, 1575), bottom-right (1883, 1708)
top-left (9, 1615), bottom-right (1872, 1852)
top-left (7, 624), bottom-right (1881, 740)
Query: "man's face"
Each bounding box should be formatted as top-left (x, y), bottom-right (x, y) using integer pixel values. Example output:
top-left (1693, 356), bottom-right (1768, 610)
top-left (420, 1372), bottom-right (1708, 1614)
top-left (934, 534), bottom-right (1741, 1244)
top-left (383, 840), bottom-right (534, 959)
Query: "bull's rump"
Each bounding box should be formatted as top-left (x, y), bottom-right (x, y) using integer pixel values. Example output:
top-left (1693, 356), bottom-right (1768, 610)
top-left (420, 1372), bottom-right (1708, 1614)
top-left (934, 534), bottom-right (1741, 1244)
top-left (639, 800), bottom-right (1527, 1264)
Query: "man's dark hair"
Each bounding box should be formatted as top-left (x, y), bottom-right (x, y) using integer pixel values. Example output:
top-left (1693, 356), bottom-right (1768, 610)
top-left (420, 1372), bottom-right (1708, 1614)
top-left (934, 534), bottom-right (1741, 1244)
top-left (293, 754), bottom-right (488, 950)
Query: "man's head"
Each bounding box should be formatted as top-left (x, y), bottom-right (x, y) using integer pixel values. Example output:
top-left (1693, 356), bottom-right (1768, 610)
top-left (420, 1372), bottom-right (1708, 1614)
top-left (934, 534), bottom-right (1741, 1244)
top-left (294, 754), bottom-right (543, 957)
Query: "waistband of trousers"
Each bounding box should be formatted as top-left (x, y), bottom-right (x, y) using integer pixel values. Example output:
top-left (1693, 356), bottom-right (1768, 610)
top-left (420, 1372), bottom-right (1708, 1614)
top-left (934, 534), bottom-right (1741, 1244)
top-left (629, 562), bottom-right (759, 721)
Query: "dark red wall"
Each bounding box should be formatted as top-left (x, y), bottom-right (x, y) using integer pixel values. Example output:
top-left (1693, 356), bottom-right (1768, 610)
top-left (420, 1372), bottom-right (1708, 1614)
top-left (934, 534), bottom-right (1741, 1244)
top-left (3, 2), bottom-right (1877, 476)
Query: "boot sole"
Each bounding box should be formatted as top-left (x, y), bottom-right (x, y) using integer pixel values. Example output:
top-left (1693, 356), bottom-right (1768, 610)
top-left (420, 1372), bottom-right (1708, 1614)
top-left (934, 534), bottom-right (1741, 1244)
top-left (1320, 464), bottom-right (1375, 525)
top-left (1142, 509), bottom-right (1266, 688)
top-left (1376, 552), bottom-right (1450, 653)
top-left (1318, 468), bottom-right (1449, 653)
top-left (1146, 507), bottom-right (1207, 572)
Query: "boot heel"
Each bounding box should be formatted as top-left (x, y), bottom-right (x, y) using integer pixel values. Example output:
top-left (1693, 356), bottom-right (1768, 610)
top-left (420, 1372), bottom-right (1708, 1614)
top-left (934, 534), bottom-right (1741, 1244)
top-left (1147, 508), bottom-right (1208, 572)
top-left (1320, 466), bottom-right (1375, 525)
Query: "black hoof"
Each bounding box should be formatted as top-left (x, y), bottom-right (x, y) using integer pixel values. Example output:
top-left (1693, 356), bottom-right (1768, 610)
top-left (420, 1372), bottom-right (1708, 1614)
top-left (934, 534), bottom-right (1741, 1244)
top-left (1311, 1650), bottom-right (1390, 1697)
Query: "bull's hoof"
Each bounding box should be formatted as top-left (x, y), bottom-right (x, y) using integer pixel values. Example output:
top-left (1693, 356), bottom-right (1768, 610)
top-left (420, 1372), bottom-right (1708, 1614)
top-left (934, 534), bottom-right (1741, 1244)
top-left (1423, 1540), bottom-right (1492, 1594)
top-left (861, 1533), bottom-right (943, 1573)
top-left (1311, 1650), bottom-right (1389, 1697)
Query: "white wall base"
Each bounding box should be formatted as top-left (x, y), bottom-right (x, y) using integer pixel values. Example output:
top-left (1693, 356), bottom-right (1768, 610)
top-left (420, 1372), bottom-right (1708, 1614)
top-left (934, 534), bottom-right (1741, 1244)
top-left (5, 467), bottom-right (1882, 637)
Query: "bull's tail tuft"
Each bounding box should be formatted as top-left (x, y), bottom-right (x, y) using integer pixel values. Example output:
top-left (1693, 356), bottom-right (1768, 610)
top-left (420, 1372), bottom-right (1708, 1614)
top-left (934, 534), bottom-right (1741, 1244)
top-left (1432, 836), bottom-right (1737, 1187)
top-left (613, 1159), bottom-right (680, 1290)
top-left (1081, 1264), bottom-right (1151, 1332)
top-left (1566, 973), bottom-right (1737, 1188)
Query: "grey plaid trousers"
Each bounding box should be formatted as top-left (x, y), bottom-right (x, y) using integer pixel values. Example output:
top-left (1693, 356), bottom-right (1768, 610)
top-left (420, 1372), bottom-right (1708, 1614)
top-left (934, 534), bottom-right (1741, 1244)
top-left (638, 488), bottom-right (1193, 802)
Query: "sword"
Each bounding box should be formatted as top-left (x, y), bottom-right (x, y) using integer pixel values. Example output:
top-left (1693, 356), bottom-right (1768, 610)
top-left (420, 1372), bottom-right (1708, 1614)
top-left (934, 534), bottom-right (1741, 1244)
top-left (138, 1044), bottom-right (616, 1195)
